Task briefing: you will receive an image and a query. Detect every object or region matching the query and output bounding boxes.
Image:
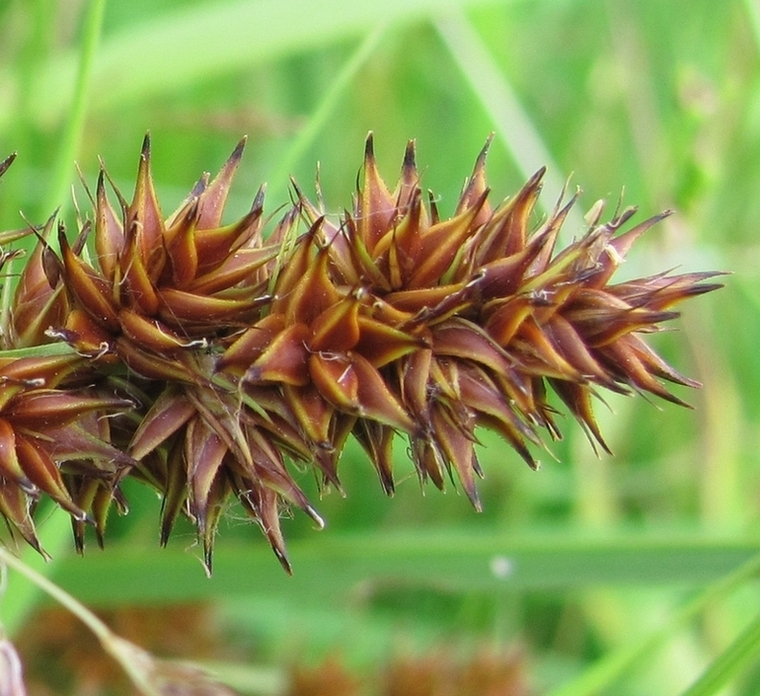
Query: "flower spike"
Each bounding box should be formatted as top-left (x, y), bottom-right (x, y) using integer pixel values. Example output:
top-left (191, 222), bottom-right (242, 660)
top-left (0, 135), bottom-right (721, 571)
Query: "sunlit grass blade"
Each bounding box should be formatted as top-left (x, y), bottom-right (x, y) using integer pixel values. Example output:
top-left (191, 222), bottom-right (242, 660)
top-left (41, 0), bottom-right (106, 225)
top-left (545, 551), bottom-right (760, 696)
top-left (266, 25), bottom-right (388, 202)
top-left (27, 0), bottom-right (515, 126)
top-left (746, 0), bottom-right (760, 52)
top-left (679, 609), bottom-right (760, 696)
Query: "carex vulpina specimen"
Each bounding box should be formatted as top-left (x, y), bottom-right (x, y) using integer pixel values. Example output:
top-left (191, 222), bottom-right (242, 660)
top-left (0, 137), bottom-right (722, 570)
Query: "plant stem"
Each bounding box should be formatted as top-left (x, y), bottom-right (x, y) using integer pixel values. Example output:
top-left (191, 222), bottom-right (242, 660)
top-left (0, 545), bottom-right (163, 696)
top-left (0, 507), bottom-right (73, 637)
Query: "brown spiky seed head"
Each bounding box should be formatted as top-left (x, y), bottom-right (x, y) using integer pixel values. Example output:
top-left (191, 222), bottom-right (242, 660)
top-left (279, 133), bottom-right (723, 508)
top-left (45, 138), bottom-right (293, 570)
top-left (0, 353), bottom-right (133, 555)
top-left (0, 136), bottom-right (720, 570)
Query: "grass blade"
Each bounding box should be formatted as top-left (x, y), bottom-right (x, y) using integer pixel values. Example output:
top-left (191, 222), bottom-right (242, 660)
top-left (744, 0), bottom-right (760, 54)
top-left (28, 0), bottom-right (514, 126)
top-left (434, 9), bottom-right (586, 231)
top-left (266, 24), bottom-right (388, 201)
top-left (49, 530), bottom-right (760, 607)
top-left (679, 611), bottom-right (760, 696)
top-left (42, 0), bottom-right (106, 222)
top-left (545, 551), bottom-right (760, 696)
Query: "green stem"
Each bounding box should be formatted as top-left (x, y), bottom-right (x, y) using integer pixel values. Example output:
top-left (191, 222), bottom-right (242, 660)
top-left (0, 506), bottom-right (73, 637)
top-left (0, 545), bottom-right (163, 696)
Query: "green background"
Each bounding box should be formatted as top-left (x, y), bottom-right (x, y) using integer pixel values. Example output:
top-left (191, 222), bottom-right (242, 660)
top-left (0, 1), bottom-right (758, 694)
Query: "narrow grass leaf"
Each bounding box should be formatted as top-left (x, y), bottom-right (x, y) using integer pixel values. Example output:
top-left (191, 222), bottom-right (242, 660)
top-left (545, 552), bottom-right (760, 696)
top-left (679, 610), bottom-right (760, 696)
top-left (41, 0), bottom-right (106, 225)
top-left (29, 0), bottom-right (515, 125)
top-left (266, 24), bottom-right (388, 202)
top-left (434, 9), bottom-right (586, 232)
top-left (49, 531), bottom-right (760, 607)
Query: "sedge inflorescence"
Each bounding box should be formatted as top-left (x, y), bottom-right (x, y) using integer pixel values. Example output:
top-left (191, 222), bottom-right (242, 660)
top-left (0, 137), bottom-right (721, 572)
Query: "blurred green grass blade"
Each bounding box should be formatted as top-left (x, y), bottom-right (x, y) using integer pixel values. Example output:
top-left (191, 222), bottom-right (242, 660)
top-left (745, 0), bottom-right (760, 51)
top-left (679, 611), bottom-right (760, 696)
top-left (50, 531), bottom-right (760, 607)
top-left (434, 9), bottom-right (586, 230)
top-left (42, 0), bottom-right (106, 220)
top-left (28, 0), bottom-right (513, 126)
top-left (0, 506), bottom-right (76, 637)
top-left (266, 23), bottom-right (388, 201)
top-left (545, 551), bottom-right (760, 696)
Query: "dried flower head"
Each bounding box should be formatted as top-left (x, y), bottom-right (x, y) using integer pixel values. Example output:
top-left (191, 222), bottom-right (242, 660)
top-left (0, 137), bottom-right (721, 571)
top-left (231, 135), bottom-right (722, 510)
top-left (0, 156), bottom-right (134, 555)
top-left (0, 352), bottom-right (134, 555)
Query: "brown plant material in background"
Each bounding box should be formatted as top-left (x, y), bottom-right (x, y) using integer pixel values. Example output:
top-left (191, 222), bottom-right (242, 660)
top-left (16, 602), bottom-right (528, 696)
top-left (15, 603), bottom-right (236, 696)
top-left (287, 647), bottom-right (528, 696)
